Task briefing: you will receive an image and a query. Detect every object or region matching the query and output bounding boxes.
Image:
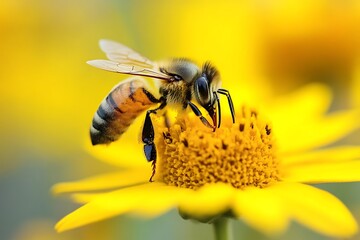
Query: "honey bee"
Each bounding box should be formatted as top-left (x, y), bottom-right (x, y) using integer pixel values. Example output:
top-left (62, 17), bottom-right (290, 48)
top-left (88, 40), bottom-right (235, 181)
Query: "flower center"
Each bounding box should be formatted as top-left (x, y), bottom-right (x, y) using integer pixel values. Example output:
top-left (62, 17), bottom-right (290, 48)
top-left (155, 106), bottom-right (280, 190)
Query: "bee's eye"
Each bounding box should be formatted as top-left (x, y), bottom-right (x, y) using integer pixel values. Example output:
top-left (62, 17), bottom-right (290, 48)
top-left (195, 76), bottom-right (211, 106)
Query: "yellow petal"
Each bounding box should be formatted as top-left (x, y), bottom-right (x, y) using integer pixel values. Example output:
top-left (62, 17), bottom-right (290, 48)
top-left (71, 193), bottom-right (102, 204)
top-left (85, 141), bottom-right (145, 168)
top-left (271, 182), bottom-right (358, 237)
top-left (55, 183), bottom-right (187, 232)
top-left (281, 146), bottom-right (360, 166)
top-left (277, 110), bottom-right (359, 154)
top-left (232, 186), bottom-right (289, 235)
top-left (52, 168), bottom-right (149, 195)
top-left (282, 161), bottom-right (360, 183)
top-left (267, 83), bottom-right (332, 123)
top-left (178, 184), bottom-right (234, 219)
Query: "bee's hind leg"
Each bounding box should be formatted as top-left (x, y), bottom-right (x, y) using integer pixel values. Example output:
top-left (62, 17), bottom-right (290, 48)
top-left (142, 99), bottom-right (167, 182)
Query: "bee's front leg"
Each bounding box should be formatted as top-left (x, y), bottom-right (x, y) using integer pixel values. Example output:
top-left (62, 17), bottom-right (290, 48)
top-left (187, 101), bottom-right (216, 131)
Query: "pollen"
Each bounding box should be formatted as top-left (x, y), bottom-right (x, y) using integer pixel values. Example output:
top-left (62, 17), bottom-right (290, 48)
top-left (155, 106), bottom-right (280, 190)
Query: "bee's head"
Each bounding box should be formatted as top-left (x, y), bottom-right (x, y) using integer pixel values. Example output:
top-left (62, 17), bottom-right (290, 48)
top-left (194, 62), bottom-right (221, 128)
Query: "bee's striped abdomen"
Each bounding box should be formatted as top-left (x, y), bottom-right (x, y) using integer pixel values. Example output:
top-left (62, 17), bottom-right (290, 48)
top-left (90, 78), bottom-right (157, 145)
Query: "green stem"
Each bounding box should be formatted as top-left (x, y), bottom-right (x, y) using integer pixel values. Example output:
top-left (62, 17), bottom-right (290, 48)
top-left (213, 218), bottom-right (233, 240)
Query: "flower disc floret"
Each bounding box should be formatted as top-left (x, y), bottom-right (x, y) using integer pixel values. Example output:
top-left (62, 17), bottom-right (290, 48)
top-left (156, 106), bottom-right (280, 190)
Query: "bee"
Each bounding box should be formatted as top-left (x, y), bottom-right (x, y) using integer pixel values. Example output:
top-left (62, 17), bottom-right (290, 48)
top-left (88, 40), bottom-right (235, 181)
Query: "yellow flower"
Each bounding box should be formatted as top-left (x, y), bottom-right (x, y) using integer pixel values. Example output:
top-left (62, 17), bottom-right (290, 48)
top-left (258, 0), bottom-right (360, 70)
top-left (53, 82), bottom-right (360, 238)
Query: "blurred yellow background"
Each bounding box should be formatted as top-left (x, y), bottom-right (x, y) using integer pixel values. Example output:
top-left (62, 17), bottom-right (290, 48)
top-left (1, 0), bottom-right (360, 239)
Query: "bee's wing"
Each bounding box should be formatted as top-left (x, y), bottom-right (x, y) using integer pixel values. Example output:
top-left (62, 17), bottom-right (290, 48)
top-left (88, 39), bottom-right (171, 81)
top-left (87, 59), bottom-right (171, 80)
top-left (99, 39), bottom-right (154, 68)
